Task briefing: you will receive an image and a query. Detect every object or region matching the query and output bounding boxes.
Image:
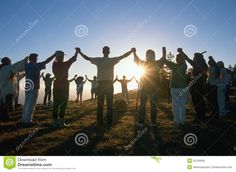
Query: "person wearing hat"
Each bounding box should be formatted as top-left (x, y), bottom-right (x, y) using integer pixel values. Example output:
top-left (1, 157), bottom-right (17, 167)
top-left (22, 52), bottom-right (56, 126)
top-left (70, 75), bottom-right (87, 104)
top-left (41, 72), bottom-right (55, 105)
top-left (133, 47), bottom-right (166, 128)
top-left (52, 48), bottom-right (80, 128)
top-left (178, 48), bottom-right (208, 122)
top-left (0, 56), bottom-right (28, 121)
top-left (78, 46), bottom-right (135, 126)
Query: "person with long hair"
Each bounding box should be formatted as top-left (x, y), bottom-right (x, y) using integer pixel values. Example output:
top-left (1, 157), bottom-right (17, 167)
top-left (206, 56), bottom-right (219, 118)
top-left (178, 48), bottom-right (208, 122)
top-left (163, 49), bottom-right (188, 125)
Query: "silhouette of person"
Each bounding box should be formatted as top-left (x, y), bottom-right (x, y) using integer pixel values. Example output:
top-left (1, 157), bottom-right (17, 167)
top-left (0, 56), bottom-right (27, 121)
top-left (14, 70), bottom-right (25, 110)
top-left (52, 49), bottom-right (79, 128)
top-left (114, 75), bottom-right (134, 103)
top-left (206, 56), bottom-right (219, 118)
top-left (225, 69), bottom-right (232, 112)
top-left (78, 46), bottom-right (135, 126)
top-left (216, 61), bottom-right (228, 118)
top-left (41, 72), bottom-right (55, 105)
top-left (72, 75), bottom-right (87, 104)
top-left (163, 48), bottom-right (188, 125)
top-left (178, 48), bottom-right (208, 122)
top-left (22, 52), bottom-right (56, 126)
top-left (86, 75), bottom-right (98, 101)
top-left (134, 47), bottom-right (166, 127)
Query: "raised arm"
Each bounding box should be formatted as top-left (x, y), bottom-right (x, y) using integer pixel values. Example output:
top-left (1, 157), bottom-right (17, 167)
top-left (83, 79), bottom-right (87, 84)
top-left (178, 48), bottom-right (194, 66)
top-left (133, 52), bottom-right (144, 65)
top-left (77, 48), bottom-right (93, 61)
top-left (41, 72), bottom-right (46, 80)
top-left (128, 77), bottom-right (134, 82)
top-left (67, 48), bottom-right (80, 64)
top-left (69, 74), bottom-right (77, 82)
top-left (164, 59), bottom-right (177, 70)
top-left (116, 48), bottom-right (135, 61)
top-left (85, 75), bottom-right (92, 82)
top-left (43, 52), bottom-right (56, 64)
top-left (12, 56), bottom-right (28, 73)
top-left (156, 47), bottom-right (167, 67)
top-left (133, 76), bottom-right (139, 83)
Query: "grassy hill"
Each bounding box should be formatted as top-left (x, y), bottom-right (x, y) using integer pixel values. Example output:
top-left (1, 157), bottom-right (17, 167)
top-left (0, 90), bottom-right (236, 156)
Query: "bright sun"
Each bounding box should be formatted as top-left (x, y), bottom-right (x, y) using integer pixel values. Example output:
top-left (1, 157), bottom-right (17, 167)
top-left (116, 62), bottom-right (145, 80)
top-left (134, 66), bottom-right (145, 80)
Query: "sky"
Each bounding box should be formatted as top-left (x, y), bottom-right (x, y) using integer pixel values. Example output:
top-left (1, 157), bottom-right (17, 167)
top-left (0, 0), bottom-right (236, 102)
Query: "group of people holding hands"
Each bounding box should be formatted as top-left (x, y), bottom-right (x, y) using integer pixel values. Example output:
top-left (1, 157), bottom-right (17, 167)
top-left (0, 46), bottom-right (232, 128)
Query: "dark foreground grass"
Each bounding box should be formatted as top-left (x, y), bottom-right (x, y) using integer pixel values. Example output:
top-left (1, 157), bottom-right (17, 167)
top-left (0, 90), bottom-right (236, 156)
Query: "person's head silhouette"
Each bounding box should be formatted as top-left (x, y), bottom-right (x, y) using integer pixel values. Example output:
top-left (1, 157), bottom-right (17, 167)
top-left (29, 53), bottom-right (38, 63)
top-left (123, 75), bottom-right (126, 79)
top-left (103, 46), bottom-right (110, 57)
top-left (146, 49), bottom-right (155, 61)
top-left (1, 57), bottom-right (11, 65)
top-left (46, 73), bottom-right (51, 78)
top-left (176, 54), bottom-right (185, 65)
top-left (93, 76), bottom-right (97, 80)
top-left (208, 56), bottom-right (215, 66)
top-left (77, 76), bottom-right (84, 82)
top-left (193, 53), bottom-right (204, 63)
top-left (217, 61), bottom-right (224, 68)
top-left (55, 51), bottom-right (65, 62)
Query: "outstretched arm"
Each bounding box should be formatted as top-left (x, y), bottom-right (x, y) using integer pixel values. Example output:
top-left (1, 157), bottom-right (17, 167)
top-left (77, 48), bottom-right (93, 61)
top-left (43, 52), bottom-right (56, 64)
top-left (116, 48), bottom-right (135, 61)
